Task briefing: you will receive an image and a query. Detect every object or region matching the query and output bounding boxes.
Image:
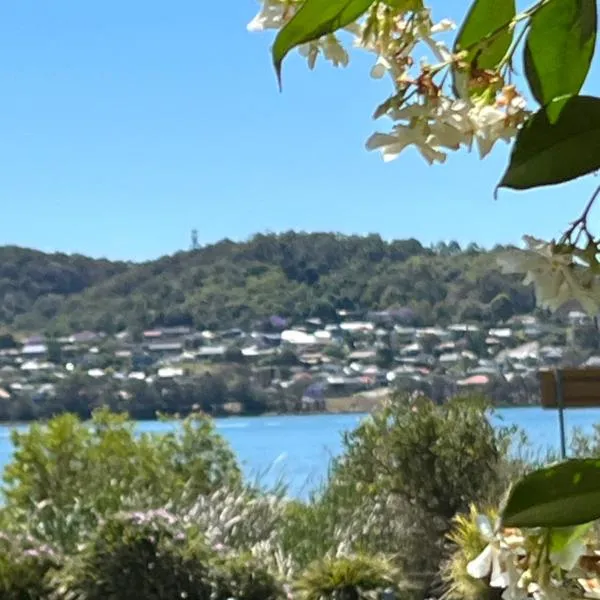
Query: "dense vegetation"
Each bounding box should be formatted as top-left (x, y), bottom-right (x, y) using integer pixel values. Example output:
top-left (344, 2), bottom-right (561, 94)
top-left (0, 395), bottom-right (533, 600)
top-left (1, 234), bottom-right (535, 334)
top-left (0, 369), bottom-right (272, 422)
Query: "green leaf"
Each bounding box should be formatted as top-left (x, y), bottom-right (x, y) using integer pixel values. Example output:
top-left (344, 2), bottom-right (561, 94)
top-left (549, 523), bottom-right (592, 554)
top-left (272, 0), bottom-right (376, 87)
top-left (498, 95), bottom-right (600, 191)
top-left (454, 0), bottom-right (516, 70)
top-left (501, 458), bottom-right (600, 528)
top-left (524, 0), bottom-right (597, 121)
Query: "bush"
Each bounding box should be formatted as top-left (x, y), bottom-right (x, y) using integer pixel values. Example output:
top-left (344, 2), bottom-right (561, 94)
top-left (53, 509), bottom-right (212, 600)
top-left (211, 553), bottom-right (284, 600)
top-left (0, 531), bottom-right (61, 599)
top-left (1, 409), bottom-right (241, 552)
top-left (295, 554), bottom-right (400, 600)
top-left (311, 393), bottom-right (519, 596)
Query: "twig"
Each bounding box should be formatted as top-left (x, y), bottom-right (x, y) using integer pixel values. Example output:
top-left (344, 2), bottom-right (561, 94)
top-left (560, 183), bottom-right (600, 246)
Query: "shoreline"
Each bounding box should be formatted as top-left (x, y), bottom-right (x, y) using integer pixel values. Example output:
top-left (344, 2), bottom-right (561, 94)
top-left (0, 403), bottom-right (548, 428)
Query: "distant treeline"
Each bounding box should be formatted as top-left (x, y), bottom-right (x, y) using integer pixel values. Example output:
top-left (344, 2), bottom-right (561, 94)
top-left (0, 233), bottom-right (535, 334)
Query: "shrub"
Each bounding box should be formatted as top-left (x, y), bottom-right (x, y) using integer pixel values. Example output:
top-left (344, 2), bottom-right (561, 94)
top-left (1, 409), bottom-right (241, 552)
top-left (311, 393), bottom-right (519, 596)
top-left (211, 553), bottom-right (284, 600)
top-left (295, 554), bottom-right (400, 600)
top-left (0, 531), bottom-right (61, 600)
top-left (183, 486), bottom-right (287, 553)
top-left (52, 509), bottom-right (212, 600)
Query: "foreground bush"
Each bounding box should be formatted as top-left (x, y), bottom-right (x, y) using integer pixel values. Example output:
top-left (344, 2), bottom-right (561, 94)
top-left (0, 531), bottom-right (60, 600)
top-left (52, 509), bottom-right (212, 600)
top-left (289, 394), bottom-right (521, 596)
top-left (1, 409), bottom-right (241, 552)
top-left (295, 554), bottom-right (399, 600)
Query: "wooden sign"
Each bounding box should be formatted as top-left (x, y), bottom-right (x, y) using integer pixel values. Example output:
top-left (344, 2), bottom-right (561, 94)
top-left (539, 368), bottom-right (600, 409)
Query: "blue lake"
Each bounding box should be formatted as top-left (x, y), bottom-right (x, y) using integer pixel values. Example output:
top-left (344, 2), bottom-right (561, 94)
top-left (1, 407), bottom-right (599, 497)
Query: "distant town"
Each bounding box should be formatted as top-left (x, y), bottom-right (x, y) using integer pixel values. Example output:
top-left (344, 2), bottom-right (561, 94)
top-left (0, 306), bottom-right (598, 421)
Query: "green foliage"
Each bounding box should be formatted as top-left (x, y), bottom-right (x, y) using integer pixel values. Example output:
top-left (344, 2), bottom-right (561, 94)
top-left (295, 554), bottom-right (400, 600)
top-left (0, 235), bottom-right (535, 333)
top-left (0, 246), bottom-right (128, 328)
top-left (0, 532), bottom-right (60, 600)
top-left (501, 458), bottom-right (600, 528)
top-left (1, 409), bottom-right (241, 552)
top-left (52, 510), bottom-right (212, 600)
top-left (211, 554), bottom-right (284, 600)
top-left (524, 0), bottom-right (597, 120)
top-left (453, 0), bottom-right (515, 72)
top-left (283, 394), bottom-right (522, 596)
top-left (0, 369), bottom-right (272, 423)
top-left (498, 96), bottom-right (600, 191)
top-left (334, 394), bottom-right (512, 521)
top-left (273, 0), bottom-right (375, 85)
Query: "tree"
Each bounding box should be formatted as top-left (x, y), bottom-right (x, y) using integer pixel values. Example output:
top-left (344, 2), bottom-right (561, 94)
top-left (46, 338), bottom-right (63, 365)
top-left (323, 394), bottom-right (517, 595)
top-left (375, 346), bottom-right (394, 369)
top-left (489, 293), bottom-right (515, 323)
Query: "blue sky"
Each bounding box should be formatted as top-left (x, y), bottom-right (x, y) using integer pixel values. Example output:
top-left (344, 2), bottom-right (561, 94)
top-left (0, 0), bottom-right (598, 261)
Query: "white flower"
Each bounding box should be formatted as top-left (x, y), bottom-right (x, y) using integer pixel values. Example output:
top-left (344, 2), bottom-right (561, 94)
top-left (467, 516), bottom-right (510, 587)
top-left (371, 56), bottom-right (392, 79)
top-left (468, 104), bottom-right (514, 158)
top-left (498, 236), bottom-right (600, 316)
top-left (578, 578), bottom-right (600, 599)
top-left (298, 34), bottom-right (349, 69)
top-left (366, 124), bottom-right (446, 164)
top-left (247, 0), bottom-right (290, 32)
top-left (466, 516), bottom-right (524, 597)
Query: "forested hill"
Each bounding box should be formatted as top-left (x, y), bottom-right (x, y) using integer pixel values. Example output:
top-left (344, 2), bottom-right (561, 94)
top-left (1, 233), bottom-right (535, 334)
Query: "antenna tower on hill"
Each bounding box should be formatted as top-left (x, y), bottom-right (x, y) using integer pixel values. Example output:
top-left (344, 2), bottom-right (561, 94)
top-left (191, 229), bottom-right (200, 251)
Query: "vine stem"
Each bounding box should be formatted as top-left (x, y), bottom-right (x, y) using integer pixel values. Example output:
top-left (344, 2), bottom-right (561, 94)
top-left (560, 184), bottom-right (600, 246)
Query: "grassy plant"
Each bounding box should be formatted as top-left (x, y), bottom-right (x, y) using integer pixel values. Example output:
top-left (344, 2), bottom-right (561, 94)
top-left (440, 505), bottom-right (497, 600)
top-left (211, 553), bottom-right (285, 600)
top-left (295, 554), bottom-right (400, 600)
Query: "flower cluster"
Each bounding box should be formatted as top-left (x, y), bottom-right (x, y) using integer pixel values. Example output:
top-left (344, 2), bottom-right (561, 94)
top-left (497, 236), bottom-right (600, 317)
top-left (247, 0), bottom-right (529, 164)
top-left (466, 516), bottom-right (600, 600)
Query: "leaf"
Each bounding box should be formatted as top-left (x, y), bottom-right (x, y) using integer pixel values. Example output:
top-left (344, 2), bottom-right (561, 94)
top-left (549, 523), bottom-right (592, 554)
top-left (501, 458), bottom-right (600, 528)
top-left (498, 95), bottom-right (600, 191)
top-left (524, 0), bottom-right (597, 121)
top-left (272, 0), bottom-right (376, 87)
top-left (454, 0), bottom-right (516, 70)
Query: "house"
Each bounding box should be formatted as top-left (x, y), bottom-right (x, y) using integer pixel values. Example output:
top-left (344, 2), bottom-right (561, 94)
top-left (21, 344), bottom-right (47, 357)
top-left (146, 342), bottom-right (184, 357)
top-left (568, 310), bottom-right (591, 326)
top-left (196, 346), bottom-right (226, 359)
top-left (456, 374), bottom-right (490, 387)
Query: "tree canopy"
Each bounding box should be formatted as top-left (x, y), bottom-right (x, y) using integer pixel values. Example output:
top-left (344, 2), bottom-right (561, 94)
top-left (0, 234), bottom-right (534, 334)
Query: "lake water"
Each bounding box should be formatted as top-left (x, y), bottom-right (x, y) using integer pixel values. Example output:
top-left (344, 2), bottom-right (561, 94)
top-left (1, 407), bottom-right (600, 497)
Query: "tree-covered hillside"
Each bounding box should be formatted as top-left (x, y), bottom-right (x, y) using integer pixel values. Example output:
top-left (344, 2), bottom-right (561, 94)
top-left (2, 233), bottom-right (535, 333)
top-left (0, 247), bottom-right (129, 328)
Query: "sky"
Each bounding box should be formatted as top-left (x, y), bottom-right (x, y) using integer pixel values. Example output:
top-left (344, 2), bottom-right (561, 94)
top-left (0, 0), bottom-right (598, 261)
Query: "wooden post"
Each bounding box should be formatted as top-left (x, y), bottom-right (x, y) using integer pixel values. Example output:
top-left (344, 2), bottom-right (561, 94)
top-left (554, 369), bottom-right (566, 460)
